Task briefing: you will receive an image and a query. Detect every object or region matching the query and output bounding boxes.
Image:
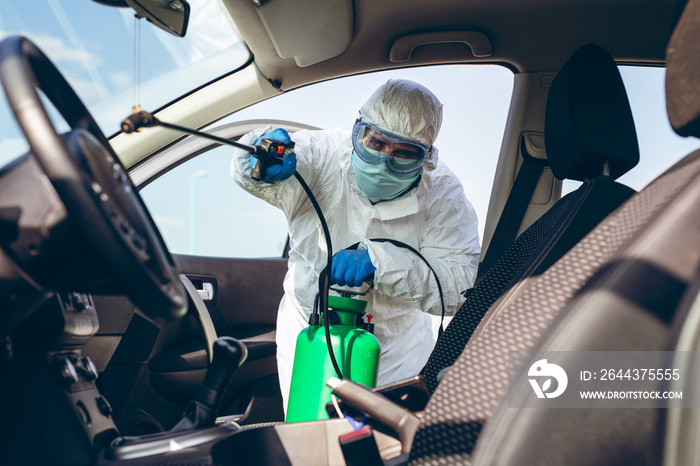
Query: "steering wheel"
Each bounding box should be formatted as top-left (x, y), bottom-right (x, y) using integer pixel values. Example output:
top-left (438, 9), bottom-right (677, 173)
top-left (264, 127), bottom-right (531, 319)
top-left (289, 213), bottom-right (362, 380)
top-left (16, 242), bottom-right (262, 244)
top-left (0, 36), bottom-right (187, 320)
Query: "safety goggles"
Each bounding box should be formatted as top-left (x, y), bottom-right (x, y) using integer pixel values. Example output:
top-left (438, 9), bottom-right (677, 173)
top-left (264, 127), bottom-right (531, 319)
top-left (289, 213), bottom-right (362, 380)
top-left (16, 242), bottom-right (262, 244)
top-left (351, 121), bottom-right (430, 174)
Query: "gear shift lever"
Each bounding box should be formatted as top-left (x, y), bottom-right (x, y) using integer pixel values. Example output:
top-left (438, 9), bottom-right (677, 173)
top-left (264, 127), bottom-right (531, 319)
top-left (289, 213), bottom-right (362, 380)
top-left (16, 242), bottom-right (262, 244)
top-left (171, 336), bottom-right (248, 431)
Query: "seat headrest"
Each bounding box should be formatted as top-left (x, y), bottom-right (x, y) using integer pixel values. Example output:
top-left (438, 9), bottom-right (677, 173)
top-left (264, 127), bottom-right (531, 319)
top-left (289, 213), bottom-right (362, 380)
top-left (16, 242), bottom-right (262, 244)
top-left (666, 0), bottom-right (700, 137)
top-left (545, 44), bottom-right (640, 181)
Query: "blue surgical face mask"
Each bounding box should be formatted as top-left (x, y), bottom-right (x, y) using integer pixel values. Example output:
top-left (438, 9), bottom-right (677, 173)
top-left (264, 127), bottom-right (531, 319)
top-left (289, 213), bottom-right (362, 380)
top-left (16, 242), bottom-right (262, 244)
top-left (351, 150), bottom-right (420, 203)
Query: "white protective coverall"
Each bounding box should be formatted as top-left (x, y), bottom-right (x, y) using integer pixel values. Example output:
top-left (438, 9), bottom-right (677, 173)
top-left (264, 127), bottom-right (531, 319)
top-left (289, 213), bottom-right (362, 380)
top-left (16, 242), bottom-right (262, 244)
top-left (230, 80), bottom-right (480, 410)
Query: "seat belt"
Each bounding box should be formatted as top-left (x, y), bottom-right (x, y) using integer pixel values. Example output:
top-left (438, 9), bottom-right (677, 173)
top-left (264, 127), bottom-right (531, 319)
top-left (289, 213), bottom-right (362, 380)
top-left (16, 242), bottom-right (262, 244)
top-left (478, 134), bottom-right (548, 279)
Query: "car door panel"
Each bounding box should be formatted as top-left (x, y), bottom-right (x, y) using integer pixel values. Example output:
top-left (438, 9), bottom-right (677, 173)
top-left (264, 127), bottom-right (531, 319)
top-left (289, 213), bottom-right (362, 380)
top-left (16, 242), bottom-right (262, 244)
top-left (156, 253), bottom-right (286, 407)
top-left (151, 254), bottom-right (287, 424)
top-left (173, 254), bottom-right (286, 329)
top-left (90, 254), bottom-right (287, 432)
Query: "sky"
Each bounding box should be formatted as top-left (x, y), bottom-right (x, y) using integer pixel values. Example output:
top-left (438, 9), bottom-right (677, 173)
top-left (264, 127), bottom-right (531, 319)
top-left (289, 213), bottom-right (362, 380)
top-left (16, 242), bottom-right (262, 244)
top-left (2, 0), bottom-right (699, 260)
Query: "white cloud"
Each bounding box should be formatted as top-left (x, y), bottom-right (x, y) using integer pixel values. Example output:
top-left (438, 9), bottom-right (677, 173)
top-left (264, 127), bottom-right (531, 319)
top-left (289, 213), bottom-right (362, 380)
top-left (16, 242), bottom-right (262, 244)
top-left (0, 28), bottom-right (94, 65)
top-left (64, 76), bottom-right (107, 106)
top-left (26, 31), bottom-right (103, 67)
top-left (108, 71), bottom-right (131, 90)
top-left (0, 29), bottom-right (112, 107)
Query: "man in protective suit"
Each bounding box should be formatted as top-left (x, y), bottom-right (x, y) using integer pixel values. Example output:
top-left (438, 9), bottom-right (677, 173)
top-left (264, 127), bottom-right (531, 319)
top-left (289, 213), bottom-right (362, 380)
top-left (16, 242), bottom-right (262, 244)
top-left (231, 79), bottom-right (480, 411)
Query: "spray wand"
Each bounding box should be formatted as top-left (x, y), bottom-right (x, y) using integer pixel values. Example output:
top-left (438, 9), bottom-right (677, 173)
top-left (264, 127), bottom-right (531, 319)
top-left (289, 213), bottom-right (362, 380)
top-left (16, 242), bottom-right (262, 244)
top-left (121, 109), bottom-right (341, 378)
top-left (122, 109), bottom-right (296, 181)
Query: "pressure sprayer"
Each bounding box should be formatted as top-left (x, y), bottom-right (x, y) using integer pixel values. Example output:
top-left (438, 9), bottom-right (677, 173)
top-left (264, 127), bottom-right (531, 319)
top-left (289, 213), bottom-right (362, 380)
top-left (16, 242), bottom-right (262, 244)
top-left (286, 281), bottom-right (380, 423)
top-left (121, 110), bottom-right (446, 423)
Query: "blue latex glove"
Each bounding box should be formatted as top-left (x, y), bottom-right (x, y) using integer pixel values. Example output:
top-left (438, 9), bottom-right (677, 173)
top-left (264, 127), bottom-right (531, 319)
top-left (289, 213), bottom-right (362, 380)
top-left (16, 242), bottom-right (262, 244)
top-left (331, 249), bottom-right (376, 287)
top-left (250, 128), bottom-right (297, 183)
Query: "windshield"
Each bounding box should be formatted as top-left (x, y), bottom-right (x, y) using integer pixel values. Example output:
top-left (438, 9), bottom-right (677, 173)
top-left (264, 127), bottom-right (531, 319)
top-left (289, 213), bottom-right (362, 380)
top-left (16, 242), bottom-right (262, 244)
top-left (0, 0), bottom-right (248, 167)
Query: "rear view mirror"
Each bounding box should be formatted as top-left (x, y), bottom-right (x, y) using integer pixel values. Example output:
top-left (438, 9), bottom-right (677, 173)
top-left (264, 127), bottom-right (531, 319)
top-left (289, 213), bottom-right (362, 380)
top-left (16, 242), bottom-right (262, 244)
top-left (93, 0), bottom-right (190, 37)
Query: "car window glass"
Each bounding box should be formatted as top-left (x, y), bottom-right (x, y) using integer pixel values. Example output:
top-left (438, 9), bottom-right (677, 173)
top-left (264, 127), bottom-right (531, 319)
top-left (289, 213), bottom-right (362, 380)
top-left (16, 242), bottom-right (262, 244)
top-left (225, 65), bottom-right (515, 241)
top-left (0, 0), bottom-right (247, 168)
top-left (141, 65), bottom-right (514, 259)
top-left (139, 145), bottom-right (288, 257)
top-left (563, 65), bottom-right (700, 195)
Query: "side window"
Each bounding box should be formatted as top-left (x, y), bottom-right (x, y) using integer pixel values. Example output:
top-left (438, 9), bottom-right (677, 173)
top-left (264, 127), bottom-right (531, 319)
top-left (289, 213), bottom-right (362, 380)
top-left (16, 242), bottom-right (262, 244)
top-left (139, 145), bottom-right (288, 258)
top-left (618, 66), bottom-right (700, 187)
top-left (228, 65), bottom-right (514, 241)
top-left (140, 64), bottom-right (514, 260)
top-left (563, 66), bottom-right (700, 195)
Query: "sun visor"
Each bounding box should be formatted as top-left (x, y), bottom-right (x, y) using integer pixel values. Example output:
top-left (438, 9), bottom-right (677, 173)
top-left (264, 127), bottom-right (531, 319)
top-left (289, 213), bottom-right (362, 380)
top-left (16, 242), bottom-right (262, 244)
top-left (254, 0), bottom-right (353, 67)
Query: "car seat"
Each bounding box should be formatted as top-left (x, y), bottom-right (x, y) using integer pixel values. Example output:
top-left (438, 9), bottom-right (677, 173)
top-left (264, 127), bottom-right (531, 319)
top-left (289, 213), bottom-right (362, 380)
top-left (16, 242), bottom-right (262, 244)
top-left (409, 8), bottom-right (700, 463)
top-left (466, 1), bottom-right (700, 463)
top-left (422, 43), bottom-right (639, 393)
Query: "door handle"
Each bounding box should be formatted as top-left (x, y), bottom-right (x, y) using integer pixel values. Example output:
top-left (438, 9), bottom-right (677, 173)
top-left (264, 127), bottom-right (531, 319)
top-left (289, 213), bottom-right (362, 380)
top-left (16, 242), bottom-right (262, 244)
top-left (195, 281), bottom-right (214, 301)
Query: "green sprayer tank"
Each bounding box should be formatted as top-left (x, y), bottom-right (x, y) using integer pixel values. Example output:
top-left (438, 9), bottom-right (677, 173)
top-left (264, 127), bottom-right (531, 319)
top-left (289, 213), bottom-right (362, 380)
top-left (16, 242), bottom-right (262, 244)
top-left (286, 295), bottom-right (380, 423)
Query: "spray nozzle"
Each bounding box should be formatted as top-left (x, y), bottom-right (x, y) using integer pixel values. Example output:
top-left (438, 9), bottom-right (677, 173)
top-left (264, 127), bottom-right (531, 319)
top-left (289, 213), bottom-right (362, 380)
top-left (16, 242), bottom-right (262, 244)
top-left (250, 139), bottom-right (295, 181)
top-left (121, 107), bottom-right (157, 133)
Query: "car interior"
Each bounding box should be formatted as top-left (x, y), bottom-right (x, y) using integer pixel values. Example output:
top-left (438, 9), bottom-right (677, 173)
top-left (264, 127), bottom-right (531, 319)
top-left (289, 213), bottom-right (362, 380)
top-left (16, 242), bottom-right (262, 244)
top-left (422, 43), bottom-right (640, 393)
top-left (1, 0), bottom-right (700, 464)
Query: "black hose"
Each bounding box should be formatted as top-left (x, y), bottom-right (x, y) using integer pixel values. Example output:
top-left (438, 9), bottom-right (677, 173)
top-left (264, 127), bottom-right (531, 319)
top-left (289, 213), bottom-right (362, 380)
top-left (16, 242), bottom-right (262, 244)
top-left (294, 173), bottom-right (449, 379)
top-left (292, 172), bottom-right (344, 379)
top-left (371, 239), bottom-right (447, 338)
top-left (343, 239), bottom-right (448, 338)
